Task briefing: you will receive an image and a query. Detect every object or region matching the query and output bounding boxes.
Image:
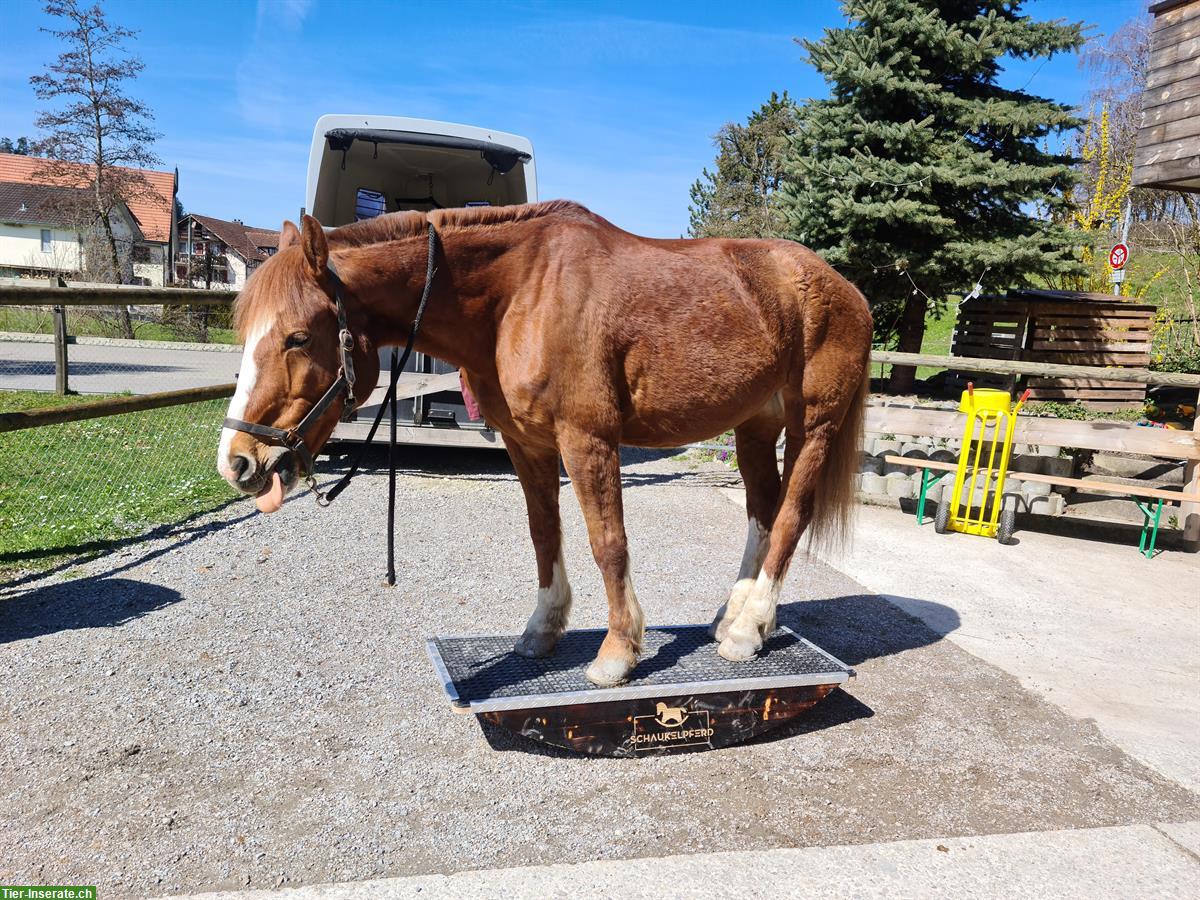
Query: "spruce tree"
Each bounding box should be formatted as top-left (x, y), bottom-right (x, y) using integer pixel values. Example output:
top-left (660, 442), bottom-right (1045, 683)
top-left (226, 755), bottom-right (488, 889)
top-left (779, 1), bottom-right (1085, 393)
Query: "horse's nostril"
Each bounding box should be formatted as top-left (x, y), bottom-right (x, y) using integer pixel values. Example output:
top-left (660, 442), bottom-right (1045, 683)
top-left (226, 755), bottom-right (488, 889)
top-left (230, 453), bottom-right (254, 482)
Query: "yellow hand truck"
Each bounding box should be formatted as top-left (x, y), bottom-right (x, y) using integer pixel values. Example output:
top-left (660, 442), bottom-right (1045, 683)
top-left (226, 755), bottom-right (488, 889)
top-left (935, 383), bottom-right (1031, 545)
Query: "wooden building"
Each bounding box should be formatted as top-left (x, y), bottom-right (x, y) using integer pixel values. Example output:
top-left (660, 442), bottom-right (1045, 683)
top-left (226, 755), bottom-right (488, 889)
top-left (1133, 0), bottom-right (1200, 191)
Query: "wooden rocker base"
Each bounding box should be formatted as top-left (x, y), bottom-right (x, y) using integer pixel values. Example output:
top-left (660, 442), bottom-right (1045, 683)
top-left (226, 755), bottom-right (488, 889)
top-left (427, 624), bottom-right (854, 758)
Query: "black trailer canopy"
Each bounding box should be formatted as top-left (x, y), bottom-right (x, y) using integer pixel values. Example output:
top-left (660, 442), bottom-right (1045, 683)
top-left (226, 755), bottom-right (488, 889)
top-left (325, 128), bottom-right (532, 175)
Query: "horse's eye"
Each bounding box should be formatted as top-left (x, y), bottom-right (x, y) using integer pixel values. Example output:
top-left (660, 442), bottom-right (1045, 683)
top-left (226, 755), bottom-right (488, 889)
top-left (285, 332), bottom-right (310, 349)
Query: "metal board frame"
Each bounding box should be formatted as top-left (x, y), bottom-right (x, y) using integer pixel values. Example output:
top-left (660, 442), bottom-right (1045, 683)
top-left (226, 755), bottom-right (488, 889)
top-left (426, 625), bottom-right (854, 715)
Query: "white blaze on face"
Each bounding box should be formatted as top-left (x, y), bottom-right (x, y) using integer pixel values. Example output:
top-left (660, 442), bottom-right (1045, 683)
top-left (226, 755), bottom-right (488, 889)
top-left (217, 319), bottom-right (271, 480)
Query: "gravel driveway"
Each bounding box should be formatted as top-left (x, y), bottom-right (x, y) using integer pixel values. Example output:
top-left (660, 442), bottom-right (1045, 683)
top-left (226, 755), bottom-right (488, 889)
top-left (1, 448), bottom-right (1196, 897)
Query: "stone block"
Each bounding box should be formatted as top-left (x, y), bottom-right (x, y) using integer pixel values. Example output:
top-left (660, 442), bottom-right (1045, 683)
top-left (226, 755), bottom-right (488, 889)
top-left (1028, 493), bottom-right (1065, 516)
top-left (1039, 455), bottom-right (1073, 478)
top-left (885, 472), bottom-right (914, 499)
top-left (1020, 479), bottom-right (1052, 498)
top-left (860, 472), bottom-right (888, 495)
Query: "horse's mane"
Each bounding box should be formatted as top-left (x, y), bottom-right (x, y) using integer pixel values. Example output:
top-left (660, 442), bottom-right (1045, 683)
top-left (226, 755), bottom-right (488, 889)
top-left (328, 198), bottom-right (591, 248)
top-left (236, 200), bottom-right (592, 337)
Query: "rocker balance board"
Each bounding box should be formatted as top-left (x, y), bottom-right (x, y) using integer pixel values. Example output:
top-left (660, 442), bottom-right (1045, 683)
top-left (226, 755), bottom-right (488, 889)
top-left (427, 624), bottom-right (854, 757)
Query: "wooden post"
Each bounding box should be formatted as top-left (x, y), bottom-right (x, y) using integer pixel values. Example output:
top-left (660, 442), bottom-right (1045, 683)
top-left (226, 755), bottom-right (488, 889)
top-left (53, 305), bottom-right (68, 395)
top-left (50, 275), bottom-right (68, 396)
top-left (1185, 386), bottom-right (1200, 553)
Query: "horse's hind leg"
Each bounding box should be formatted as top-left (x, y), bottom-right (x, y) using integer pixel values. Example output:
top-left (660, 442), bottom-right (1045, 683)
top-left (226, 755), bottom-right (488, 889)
top-left (718, 358), bottom-right (864, 662)
top-left (710, 398), bottom-right (783, 641)
top-left (557, 428), bottom-right (644, 687)
top-left (508, 438), bottom-right (572, 659)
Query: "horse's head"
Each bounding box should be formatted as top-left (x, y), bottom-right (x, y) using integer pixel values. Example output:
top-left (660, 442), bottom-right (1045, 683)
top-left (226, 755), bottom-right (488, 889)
top-left (217, 215), bottom-right (380, 512)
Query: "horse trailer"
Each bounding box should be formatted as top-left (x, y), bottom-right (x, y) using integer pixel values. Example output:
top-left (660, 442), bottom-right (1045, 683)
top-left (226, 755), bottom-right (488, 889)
top-left (305, 114), bottom-right (537, 449)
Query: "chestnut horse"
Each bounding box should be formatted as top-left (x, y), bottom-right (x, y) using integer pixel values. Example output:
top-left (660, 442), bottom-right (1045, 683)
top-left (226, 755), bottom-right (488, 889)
top-left (217, 201), bottom-right (871, 687)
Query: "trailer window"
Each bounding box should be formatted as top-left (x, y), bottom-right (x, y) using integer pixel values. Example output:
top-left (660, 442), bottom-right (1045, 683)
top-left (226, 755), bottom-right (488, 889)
top-left (355, 188), bottom-right (387, 220)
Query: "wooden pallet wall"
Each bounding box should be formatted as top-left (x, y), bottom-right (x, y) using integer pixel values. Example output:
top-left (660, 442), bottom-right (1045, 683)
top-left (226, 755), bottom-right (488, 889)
top-left (948, 295), bottom-right (1026, 391)
top-left (950, 291), bottom-right (1156, 408)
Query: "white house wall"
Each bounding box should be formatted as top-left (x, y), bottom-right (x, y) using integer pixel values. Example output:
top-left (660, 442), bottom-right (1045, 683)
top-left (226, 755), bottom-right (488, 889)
top-left (227, 254), bottom-right (249, 289)
top-left (0, 223), bottom-right (81, 273)
top-left (133, 243), bottom-right (168, 286)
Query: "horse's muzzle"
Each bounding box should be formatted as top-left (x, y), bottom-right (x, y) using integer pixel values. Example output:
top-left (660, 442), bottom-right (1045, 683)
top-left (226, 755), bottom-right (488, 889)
top-left (224, 446), bottom-right (300, 498)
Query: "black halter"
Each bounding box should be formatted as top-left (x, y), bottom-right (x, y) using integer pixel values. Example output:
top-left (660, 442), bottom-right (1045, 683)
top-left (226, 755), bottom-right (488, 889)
top-left (222, 263), bottom-right (358, 493)
top-left (223, 222), bottom-right (439, 517)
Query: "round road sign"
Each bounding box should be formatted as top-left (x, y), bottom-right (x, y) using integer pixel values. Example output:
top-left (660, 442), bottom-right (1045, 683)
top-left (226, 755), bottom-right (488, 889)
top-left (1109, 243), bottom-right (1129, 270)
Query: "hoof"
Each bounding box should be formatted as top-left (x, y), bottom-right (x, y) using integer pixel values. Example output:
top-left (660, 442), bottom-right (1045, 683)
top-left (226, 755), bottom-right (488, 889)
top-left (514, 631), bottom-right (559, 659)
top-left (718, 631), bottom-right (761, 662)
top-left (585, 654), bottom-right (634, 687)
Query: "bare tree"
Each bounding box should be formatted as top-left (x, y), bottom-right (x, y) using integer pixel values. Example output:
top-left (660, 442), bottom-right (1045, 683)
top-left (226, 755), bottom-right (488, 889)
top-left (1081, 15), bottom-right (1183, 222)
top-left (30, 0), bottom-right (162, 337)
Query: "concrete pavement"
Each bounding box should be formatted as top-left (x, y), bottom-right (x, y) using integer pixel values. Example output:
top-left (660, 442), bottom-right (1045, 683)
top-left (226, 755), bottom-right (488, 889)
top-left (170, 822), bottom-right (1200, 899)
top-left (804, 501), bottom-right (1200, 792)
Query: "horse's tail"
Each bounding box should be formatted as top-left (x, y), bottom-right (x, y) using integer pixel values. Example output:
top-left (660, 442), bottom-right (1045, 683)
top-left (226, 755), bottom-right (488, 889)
top-left (807, 355), bottom-right (870, 554)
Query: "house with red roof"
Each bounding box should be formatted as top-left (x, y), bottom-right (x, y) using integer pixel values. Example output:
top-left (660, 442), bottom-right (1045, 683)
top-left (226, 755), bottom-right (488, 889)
top-left (0, 180), bottom-right (143, 280)
top-left (176, 213), bottom-right (279, 290)
top-left (0, 152), bottom-right (177, 284)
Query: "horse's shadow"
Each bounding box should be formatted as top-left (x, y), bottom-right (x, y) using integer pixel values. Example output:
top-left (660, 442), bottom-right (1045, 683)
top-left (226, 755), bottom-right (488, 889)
top-left (476, 592), bottom-right (957, 758)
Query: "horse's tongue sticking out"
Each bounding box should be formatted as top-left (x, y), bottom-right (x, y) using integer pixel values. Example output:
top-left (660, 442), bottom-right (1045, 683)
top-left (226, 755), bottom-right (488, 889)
top-left (256, 471), bottom-right (285, 514)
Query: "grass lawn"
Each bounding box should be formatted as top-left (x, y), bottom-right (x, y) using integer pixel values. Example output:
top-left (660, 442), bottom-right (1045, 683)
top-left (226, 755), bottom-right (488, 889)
top-left (917, 301), bottom-right (958, 379)
top-left (0, 389), bottom-right (241, 576)
top-left (0, 306), bottom-right (237, 345)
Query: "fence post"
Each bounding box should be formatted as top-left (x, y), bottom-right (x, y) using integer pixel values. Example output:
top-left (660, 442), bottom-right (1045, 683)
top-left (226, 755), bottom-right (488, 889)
top-left (51, 275), bottom-right (69, 396)
top-left (1184, 386), bottom-right (1200, 553)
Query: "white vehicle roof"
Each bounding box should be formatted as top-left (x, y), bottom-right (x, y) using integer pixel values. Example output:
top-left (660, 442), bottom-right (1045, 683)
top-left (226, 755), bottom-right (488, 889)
top-left (305, 114), bottom-right (537, 226)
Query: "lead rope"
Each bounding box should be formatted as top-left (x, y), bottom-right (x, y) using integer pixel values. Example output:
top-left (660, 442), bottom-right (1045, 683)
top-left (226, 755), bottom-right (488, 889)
top-left (387, 345), bottom-right (399, 585)
top-left (317, 222), bottom-right (438, 586)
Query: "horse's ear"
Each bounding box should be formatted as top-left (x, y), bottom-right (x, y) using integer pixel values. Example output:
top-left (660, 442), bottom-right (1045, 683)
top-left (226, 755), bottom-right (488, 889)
top-left (279, 220), bottom-right (300, 250)
top-left (299, 214), bottom-right (328, 275)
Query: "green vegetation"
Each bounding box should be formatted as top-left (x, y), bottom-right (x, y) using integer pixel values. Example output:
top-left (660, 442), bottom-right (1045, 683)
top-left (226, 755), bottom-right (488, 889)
top-left (689, 92), bottom-right (798, 239)
top-left (0, 307), bottom-right (237, 345)
top-left (1023, 401), bottom-right (1143, 422)
top-left (0, 390), bottom-right (240, 575)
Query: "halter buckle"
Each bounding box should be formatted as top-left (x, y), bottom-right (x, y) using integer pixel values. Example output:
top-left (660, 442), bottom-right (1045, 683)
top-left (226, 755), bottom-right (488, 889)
top-left (338, 328), bottom-right (357, 392)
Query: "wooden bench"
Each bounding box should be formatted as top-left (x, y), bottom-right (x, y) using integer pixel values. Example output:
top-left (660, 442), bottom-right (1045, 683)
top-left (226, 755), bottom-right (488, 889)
top-left (866, 402), bottom-right (1200, 554)
top-left (883, 455), bottom-right (1200, 558)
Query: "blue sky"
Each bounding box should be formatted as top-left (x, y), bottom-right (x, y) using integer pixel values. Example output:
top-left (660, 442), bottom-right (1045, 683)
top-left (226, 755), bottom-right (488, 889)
top-left (0, 0), bottom-right (1146, 237)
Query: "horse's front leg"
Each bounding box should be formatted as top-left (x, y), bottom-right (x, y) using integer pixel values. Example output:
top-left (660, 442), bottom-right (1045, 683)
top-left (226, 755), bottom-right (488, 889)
top-left (507, 438), bottom-right (572, 658)
top-left (558, 429), bottom-right (644, 687)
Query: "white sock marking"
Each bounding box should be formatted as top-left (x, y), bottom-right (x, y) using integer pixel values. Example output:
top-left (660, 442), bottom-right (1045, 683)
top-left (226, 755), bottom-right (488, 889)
top-left (526, 551), bottom-right (571, 634)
